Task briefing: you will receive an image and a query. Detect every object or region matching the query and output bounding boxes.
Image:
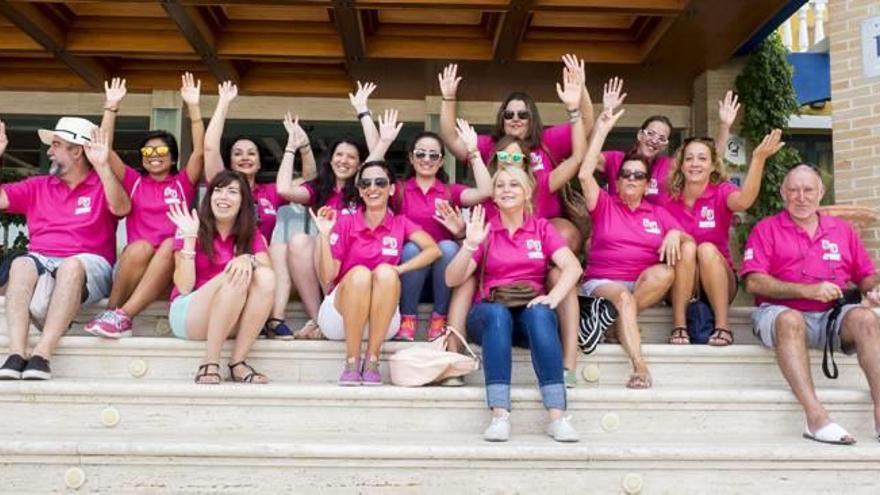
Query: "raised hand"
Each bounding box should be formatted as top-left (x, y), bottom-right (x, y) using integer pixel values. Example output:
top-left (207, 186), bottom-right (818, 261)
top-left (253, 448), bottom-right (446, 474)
top-left (283, 112), bottom-right (308, 149)
top-left (309, 206), bottom-right (337, 236)
top-left (602, 77), bottom-right (627, 112)
top-left (438, 64), bottom-right (462, 100)
top-left (84, 128), bottom-right (110, 169)
top-left (180, 72), bottom-right (201, 106)
top-left (658, 230), bottom-right (682, 267)
top-left (348, 81), bottom-right (376, 114)
top-left (0, 120), bottom-right (7, 157)
top-left (752, 128), bottom-right (785, 162)
top-left (464, 204), bottom-right (490, 248)
top-left (377, 108), bottom-right (403, 144)
top-left (217, 81), bottom-right (238, 105)
top-left (455, 118), bottom-right (478, 152)
top-left (104, 77), bottom-right (127, 108)
top-left (434, 200), bottom-right (465, 237)
top-left (556, 67), bottom-right (582, 110)
top-left (167, 203), bottom-right (200, 238)
top-left (561, 53), bottom-right (586, 90)
top-left (595, 107), bottom-right (625, 133)
top-left (718, 90), bottom-right (740, 128)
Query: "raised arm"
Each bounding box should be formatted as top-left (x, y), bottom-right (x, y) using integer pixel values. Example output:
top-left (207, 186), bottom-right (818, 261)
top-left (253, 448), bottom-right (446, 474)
top-left (85, 129), bottom-right (130, 217)
top-left (727, 129), bottom-right (784, 212)
top-left (549, 67), bottom-right (588, 192)
top-left (716, 90), bottom-right (740, 159)
top-left (437, 64), bottom-right (469, 161)
top-left (366, 109), bottom-right (403, 163)
top-left (167, 203), bottom-right (199, 295)
top-left (204, 81), bottom-right (237, 183)
top-left (349, 81), bottom-right (379, 150)
top-left (310, 206), bottom-right (341, 286)
top-left (593, 77), bottom-right (627, 174)
top-left (562, 53), bottom-right (594, 137)
top-left (455, 118), bottom-right (493, 206)
top-left (579, 107), bottom-right (624, 212)
top-left (179, 72), bottom-right (206, 185)
top-left (744, 272), bottom-right (843, 303)
top-left (445, 204), bottom-right (488, 287)
top-left (276, 112), bottom-right (314, 203)
top-left (100, 77), bottom-right (127, 181)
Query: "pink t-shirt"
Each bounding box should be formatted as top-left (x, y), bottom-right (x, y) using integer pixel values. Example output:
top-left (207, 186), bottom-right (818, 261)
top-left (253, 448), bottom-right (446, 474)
top-left (663, 181), bottom-right (739, 266)
top-left (476, 123), bottom-right (572, 219)
top-left (585, 188), bottom-right (681, 281)
top-left (2, 171), bottom-right (119, 264)
top-left (603, 151), bottom-right (673, 205)
top-left (740, 211), bottom-right (876, 312)
top-left (397, 178), bottom-right (466, 241)
top-left (302, 181), bottom-right (357, 215)
top-left (328, 209), bottom-right (424, 287)
top-left (170, 231), bottom-right (268, 300)
top-left (472, 215), bottom-right (567, 301)
top-left (123, 167), bottom-right (196, 248)
top-left (252, 183), bottom-right (284, 241)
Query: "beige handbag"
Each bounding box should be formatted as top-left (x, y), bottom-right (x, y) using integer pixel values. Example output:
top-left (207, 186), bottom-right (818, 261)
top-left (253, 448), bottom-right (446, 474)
top-left (389, 326), bottom-right (480, 386)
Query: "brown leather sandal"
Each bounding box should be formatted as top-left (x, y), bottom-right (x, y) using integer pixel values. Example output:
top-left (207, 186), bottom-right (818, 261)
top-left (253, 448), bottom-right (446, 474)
top-left (708, 328), bottom-right (734, 346)
top-left (669, 327), bottom-right (690, 345)
top-left (228, 361), bottom-right (269, 384)
top-left (194, 362), bottom-right (221, 385)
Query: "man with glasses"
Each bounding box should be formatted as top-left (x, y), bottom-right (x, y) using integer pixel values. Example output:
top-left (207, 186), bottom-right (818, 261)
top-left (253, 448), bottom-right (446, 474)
top-left (742, 164), bottom-right (880, 445)
top-left (0, 117), bottom-right (130, 380)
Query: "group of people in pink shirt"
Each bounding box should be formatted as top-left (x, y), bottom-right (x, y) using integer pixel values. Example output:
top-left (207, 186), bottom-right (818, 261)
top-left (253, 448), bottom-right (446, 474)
top-left (0, 54), bottom-right (879, 445)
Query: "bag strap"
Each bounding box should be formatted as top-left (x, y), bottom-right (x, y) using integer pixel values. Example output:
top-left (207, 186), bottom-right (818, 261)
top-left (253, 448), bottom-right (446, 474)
top-left (822, 299), bottom-right (844, 380)
top-left (444, 325), bottom-right (479, 361)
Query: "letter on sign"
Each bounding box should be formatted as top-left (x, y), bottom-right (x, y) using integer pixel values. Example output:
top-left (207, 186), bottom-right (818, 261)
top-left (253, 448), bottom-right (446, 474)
top-left (863, 16), bottom-right (880, 78)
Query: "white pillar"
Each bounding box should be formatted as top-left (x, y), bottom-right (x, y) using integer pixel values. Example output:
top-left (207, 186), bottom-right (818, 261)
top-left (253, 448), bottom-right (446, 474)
top-left (781, 18), bottom-right (794, 50)
top-left (813, 0), bottom-right (827, 45)
top-left (798, 4), bottom-right (811, 52)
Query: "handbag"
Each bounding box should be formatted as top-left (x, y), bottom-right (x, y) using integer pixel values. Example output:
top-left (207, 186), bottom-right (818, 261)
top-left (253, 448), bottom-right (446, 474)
top-left (479, 236), bottom-right (538, 308)
top-left (389, 326), bottom-right (481, 386)
top-left (686, 300), bottom-right (715, 344)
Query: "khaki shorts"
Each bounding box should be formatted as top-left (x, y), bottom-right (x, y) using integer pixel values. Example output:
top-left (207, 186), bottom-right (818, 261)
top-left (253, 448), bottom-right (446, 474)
top-left (751, 303), bottom-right (862, 355)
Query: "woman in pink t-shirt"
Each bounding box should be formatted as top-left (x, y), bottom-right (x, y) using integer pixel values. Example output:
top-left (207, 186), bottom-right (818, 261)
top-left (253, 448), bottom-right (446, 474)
top-left (167, 170), bottom-right (275, 385)
top-left (85, 74), bottom-right (204, 339)
top-left (312, 161), bottom-right (441, 386)
top-left (664, 129), bottom-right (784, 346)
top-left (579, 108), bottom-right (691, 390)
top-left (445, 166), bottom-right (582, 442)
top-left (205, 82), bottom-right (318, 341)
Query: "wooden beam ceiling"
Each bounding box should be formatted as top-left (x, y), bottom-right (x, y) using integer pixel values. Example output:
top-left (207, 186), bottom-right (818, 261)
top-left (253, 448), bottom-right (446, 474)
top-left (161, 0), bottom-right (241, 83)
top-left (331, 0), bottom-right (365, 64)
top-left (492, 0), bottom-right (535, 64)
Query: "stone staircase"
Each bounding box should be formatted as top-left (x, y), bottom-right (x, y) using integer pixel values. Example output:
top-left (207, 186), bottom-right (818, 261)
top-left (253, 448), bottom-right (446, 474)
top-left (1, 298), bottom-right (879, 494)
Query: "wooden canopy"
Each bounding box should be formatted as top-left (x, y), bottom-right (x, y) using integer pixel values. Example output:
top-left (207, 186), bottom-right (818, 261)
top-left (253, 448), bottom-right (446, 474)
top-left (0, 0), bottom-right (791, 103)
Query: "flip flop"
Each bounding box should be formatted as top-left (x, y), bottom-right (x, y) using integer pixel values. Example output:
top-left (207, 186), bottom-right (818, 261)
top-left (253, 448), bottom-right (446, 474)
top-left (803, 422), bottom-right (856, 445)
top-left (294, 320), bottom-right (324, 340)
top-left (626, 371), bottom-right (653, 390)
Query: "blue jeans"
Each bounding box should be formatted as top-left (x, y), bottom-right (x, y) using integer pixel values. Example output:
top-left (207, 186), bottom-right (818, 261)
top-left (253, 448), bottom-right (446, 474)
top-left (467, 302), bottom-right (566, 411)
top-left (400, 240), bottom-right (458, 316)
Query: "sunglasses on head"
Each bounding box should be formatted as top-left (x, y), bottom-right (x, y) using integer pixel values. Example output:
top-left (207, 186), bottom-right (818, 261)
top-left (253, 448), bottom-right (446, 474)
top-left (496, 151), bottom-right (524, 163)
top-left (502, 110), bottom-right (531, 121)
top-left (356, 177), bottom-right (390, 189)
top-left (413, 149), bottom-right (442, 161)
top-left (141, 145), bottom-right (170, 157)
top-left (619, 169), bottom-right (649, 181)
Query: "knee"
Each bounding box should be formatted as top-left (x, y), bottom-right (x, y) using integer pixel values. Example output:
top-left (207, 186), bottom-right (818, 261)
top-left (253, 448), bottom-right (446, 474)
top-left (346, 265), bottom-right (373, 288)
top-left (438, 240), bottom-right (459, 261)
top-left (372, 263), bottom-right (400, 286)
top-left (646, 265), bottom-right (675, 289)
top-left (845, 308), bottom-right (880, 341)
top-left (522, 304), bottom-right (557, 327)
top-left (775, 310), bottom-right (806, 340)
top-left (696, 242), bottom-right (722, 263)
top-left (288, 233), bottom-right (312, 255)
top-left (121, 240), bottom-right (155, 263)
top-left (55, 258), bottom-right (86, 283)
top-left (250, 266), bottom-right (276, 294)
top-left (401, 242), bottom-right (421, 261)
top-left (481, 303), bottom-right (513, 329)
top-left (9, 257), bottom-right (37, 279)
top-left (680, 239), bottom-right (697, 261)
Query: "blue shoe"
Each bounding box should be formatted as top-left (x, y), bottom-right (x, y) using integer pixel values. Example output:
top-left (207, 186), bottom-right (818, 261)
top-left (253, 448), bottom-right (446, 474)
top-left (264, 318), bottom-right (294, 341)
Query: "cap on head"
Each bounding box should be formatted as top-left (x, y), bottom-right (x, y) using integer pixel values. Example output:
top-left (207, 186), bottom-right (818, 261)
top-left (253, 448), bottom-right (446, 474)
top-left (38, 117), bottom-right (97, 146)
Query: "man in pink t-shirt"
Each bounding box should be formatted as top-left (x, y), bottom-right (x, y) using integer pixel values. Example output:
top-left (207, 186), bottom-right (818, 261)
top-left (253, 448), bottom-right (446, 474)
top-left (742, 165), bottom-right (880, 445)
top-left (0, 117), bottom-right (130, 381)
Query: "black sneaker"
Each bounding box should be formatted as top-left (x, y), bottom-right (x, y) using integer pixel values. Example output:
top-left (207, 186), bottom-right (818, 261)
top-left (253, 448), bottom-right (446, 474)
top-left (0, 354), bottom-right (27, 380)
top-left (21, 354), bottom-right (51, 380)
top-left (577, 296), bottom-right (618, 355)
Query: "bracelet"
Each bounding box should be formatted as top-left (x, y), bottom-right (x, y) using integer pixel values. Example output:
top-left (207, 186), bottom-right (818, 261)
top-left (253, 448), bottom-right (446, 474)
top-left (568, 112), bottom-right (582, 124)
top-left (442, 97), bottom-right (456, 102)
top-left (298, 143), bottom-right (311, 152)
top-left (181, 234), bottom-right (197, 239)
top-left (356, 110), bottom-right (371, 120)
top-left (179, 249), bottom-right (196, 258)
top-left (284, 148), bottom-right (296, 156)
top-left (566, 107), bottom-right (579, 114)
top-left (104, 106), bottom-right (119, 113)
top-left (461, 241), bottom-right (479, 252)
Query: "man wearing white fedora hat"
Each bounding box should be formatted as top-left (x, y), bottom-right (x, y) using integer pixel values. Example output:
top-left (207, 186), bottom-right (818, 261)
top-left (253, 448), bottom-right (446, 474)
top-left (0, 116), bottom-right (130, 380)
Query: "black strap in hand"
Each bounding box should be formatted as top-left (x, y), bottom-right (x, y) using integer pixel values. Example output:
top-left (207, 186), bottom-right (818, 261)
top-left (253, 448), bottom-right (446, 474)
top-left (822, 298), bottom-right (845, 380)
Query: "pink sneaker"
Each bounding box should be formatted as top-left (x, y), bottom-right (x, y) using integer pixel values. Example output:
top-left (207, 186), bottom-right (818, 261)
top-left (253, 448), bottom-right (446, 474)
top-left (427, 313), bottom-right (447, 341)
top-left (393, 315), bottom-right (417, 341)
top-left (338, 359), bottom-right (361, 386)
top-left (361, 358), bottom-right (382, 386)
top-left (84, 308), bottom-right (133, 339)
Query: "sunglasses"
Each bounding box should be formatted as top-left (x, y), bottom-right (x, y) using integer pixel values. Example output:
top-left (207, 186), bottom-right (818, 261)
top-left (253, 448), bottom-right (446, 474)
top-left (413, 149), bottom-right (442, 161)
top-left (502, 110), bottom-right (531, 120)
top-left (141, 145), bottom-right (170, 157)
top-left (496, 151), bottom-right (524, 163)
top-left (357, 177), bottom-right (390, 189)
top-left (619, 169), bottom-right (649, 181)
top-left (639, 128), bottom-right (670, 145)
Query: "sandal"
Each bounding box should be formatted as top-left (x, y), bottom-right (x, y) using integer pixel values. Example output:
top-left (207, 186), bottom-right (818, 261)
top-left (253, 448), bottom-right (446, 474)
top-left (264, 318), bottom-right (294, 340)
top-left (294, 319), bottom-right (324, 340)
top-left (708, 328), bottom-right (734, 347)
top-left (669, 327), bottom-right (690, 345)
top-left (228, 361), bottom-right (269, 384)
top-left (194, 362), bottom-right (222, 385)
top-left (626, 371), bottom-right (653, 389)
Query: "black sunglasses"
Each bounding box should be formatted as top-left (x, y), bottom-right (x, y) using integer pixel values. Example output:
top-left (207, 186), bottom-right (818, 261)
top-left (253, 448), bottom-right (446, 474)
top-left (619, 169), bottom-right (649, 181)
top-left (413, 150), bottom-right (442, 161)
top-left (357, 177), bottom-right (390, 189)
top-left (502, 110), bottom-right (531, 120)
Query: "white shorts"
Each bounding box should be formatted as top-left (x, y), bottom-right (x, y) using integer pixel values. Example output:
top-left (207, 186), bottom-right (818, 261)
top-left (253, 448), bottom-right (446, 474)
top-left (580, 279), bottom-right (636, 297)
top-left (24, 252), bottom-right (112, 326)
top-left (317, 287), bottom-right (400, 341)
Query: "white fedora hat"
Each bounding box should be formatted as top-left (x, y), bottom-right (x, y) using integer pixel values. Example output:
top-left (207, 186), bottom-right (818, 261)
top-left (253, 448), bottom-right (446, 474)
top-left (38, 117), bottom-right (97, 146)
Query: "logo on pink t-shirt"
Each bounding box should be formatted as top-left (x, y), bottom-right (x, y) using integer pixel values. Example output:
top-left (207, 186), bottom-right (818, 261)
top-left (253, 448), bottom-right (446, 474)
top-left (75, 196), bottom-right (92, 215)
top-left (381, 236), bottom-right (399, 256)
top-left (821, 239), bottom-right (840, 261)
top-left (163, 186), bottom-right (181, 205)
top-left (699, 206), bottom-right (716, 228)
top-left (526, 239), bottom-right (544, 259)
top-left (642, 218), bottom-right (661, 234)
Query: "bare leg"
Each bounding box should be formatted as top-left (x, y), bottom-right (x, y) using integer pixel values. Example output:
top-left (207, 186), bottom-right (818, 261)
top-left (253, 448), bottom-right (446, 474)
top-left (288, 234), bottom-right (322, 322)
top-left (548, 267), bottom-right (578, 371)
top-left (120, 239), bottom-right (174, 316)
top-left (230, 266), bottom-right (276, 365)
top-left (366, 264), bottom-right (401, 359)
top-left (838, 308), bottom-right (880, 433)
top-left (633, 264), bottom-right (675, 311)
top-left (335, 266), bottom-right (372, 361)
top-left (4, 258), bottom-right (38, 356)
top-left (31, 259), bottom-right (85, 359)
top-left (591, 283), bottom-right (649, 386)
top-left (670, 240), bottom-right (697, 333)
top-left (696, 242), bottom-right (734, 331)
top-left (550, 217), bottom-right (582, 254)
top-left (268, 242), bottom-right (292, 323)
top-left (107, 241), bottom-right (154, 308)
top-left (183, 272), bottom-right (249, 365)
top-left (446, 276), bottom-right (475, 353)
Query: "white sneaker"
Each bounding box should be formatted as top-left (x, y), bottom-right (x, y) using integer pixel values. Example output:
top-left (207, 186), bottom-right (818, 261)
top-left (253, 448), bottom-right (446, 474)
top-left (547, 416), bottom-right (579, 443)
top-left (483, 412), bottom-right (511, 442)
